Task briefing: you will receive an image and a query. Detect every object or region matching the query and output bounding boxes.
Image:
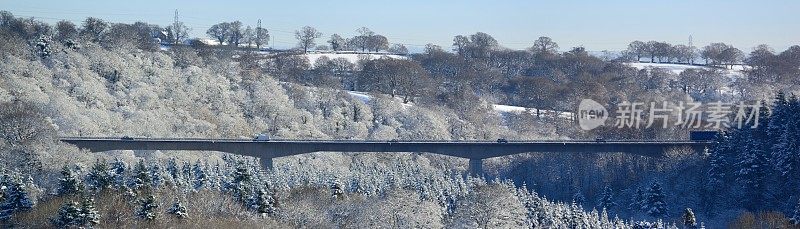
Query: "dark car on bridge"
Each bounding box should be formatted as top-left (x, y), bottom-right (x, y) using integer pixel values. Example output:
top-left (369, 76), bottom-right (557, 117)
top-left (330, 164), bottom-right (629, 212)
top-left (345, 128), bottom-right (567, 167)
top-left (121, 136), bottom-right (134, 140)
top-left (496, 138), bottom-right (508, 143)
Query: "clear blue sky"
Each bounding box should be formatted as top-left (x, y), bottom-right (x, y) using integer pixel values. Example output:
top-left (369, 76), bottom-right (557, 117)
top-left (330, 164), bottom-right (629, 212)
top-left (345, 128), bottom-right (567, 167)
top-left (2, 0), bottom-right (798, 52)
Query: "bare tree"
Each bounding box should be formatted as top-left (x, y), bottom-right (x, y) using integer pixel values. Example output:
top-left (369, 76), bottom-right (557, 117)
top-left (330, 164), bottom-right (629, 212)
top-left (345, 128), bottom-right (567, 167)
top-left (528, 36), bottom-right (559, 54)
top-left (627, 41), bottom-right (646, 62)
top-left (254, 25), bottom-right (269, 50)
top-left (701, 43), bottom-right (733, 66)
top-left (673, 44), bottom-right (696, 64)
top-left (367, 35), bottom-right (389, 52)
top-left (388, 44), bottom-right (408, 54)
top-left (80, 17), bottom-right (108, 43)
top-left (328, 34), bottom-right (345, 51)
top-left (652, 41), bottom-right (672, 63)
top-left (745, 44), bottom-right (775, 69)
top-left (242, 26), bottom-right (254, 47)
top-left (55, 20), bottom-right (78, 43)
top-left (720, 47), bottom-right (744, 69)
top-left (206, 22), bottom-right (231, 45)
top-left (295, 26), bottom-right (322, 53)
top-left (166, 21), bottom-right (189, 45)
top-left (227, 21), bottom-right (243, 47)
top-left (645, 41), bottom-right (659, 63)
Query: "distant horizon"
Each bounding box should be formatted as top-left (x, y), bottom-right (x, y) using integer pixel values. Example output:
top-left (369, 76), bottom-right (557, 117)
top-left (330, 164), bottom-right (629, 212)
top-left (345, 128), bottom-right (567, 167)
top-left (2, 0), bottom-right (798, 52)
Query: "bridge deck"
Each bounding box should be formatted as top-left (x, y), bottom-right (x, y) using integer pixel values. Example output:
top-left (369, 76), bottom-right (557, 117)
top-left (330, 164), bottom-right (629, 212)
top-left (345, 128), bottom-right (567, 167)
top-left (60, 137), bottom-right (710, 159)
top-left (60, 137), bottom-right (712, 174)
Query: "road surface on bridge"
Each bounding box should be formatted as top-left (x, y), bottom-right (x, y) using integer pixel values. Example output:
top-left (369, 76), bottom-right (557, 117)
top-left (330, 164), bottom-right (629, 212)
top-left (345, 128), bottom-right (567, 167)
top-left (60, 137), bottom-right (712, 175)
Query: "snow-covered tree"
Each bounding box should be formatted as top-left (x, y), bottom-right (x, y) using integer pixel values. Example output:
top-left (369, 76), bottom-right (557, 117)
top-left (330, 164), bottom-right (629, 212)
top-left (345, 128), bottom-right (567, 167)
top-left (734, 128), bottom-right (771, 210)
top-left (597, 186), bottom-right (616, 212)
top-left (52, 201), bottom-right (81, 228)
top-left (137, 195), bottom-right (158, 220)
top-left (682, 208), bottom-right (697, 228)
top-left (56, 165), bottom-right (82, 196)
top-left (149, 163), bottom-right (164, 189)
top-left (110, 159), bottom-right (128, 189)
top-left (771, 96), bottom-right (800, 193)
top-left (35, 35), bottom-right (52, 58)
top-left (0, 175), bottom-right (34, 221)
top-left (330, 179), bottom-right (344, 200)
top-left (167, 199), bottom-right (188, 219)
top-left (166, 158), bottom-right (180, 186)
top-left (192, 161), bottom-right (207, 190)
top-left (572, 192), bottom-right (586, 207)
top-left (645, 182), bottom-right (668, 218)
top-left (85, 159), bottom-right (111, 191)
top-left (226, 161), bottom-right (253, 201)
top-left (791, 200), bottom-right (800, 225)
top-left (78, 196), bottom-right (99, 227)
top-left (448, 184), bottom-right (527, 228)
top-left (630, 186), bottom-right (646, 213)
top-left (248, 188), bottom-right (275, 216)
top-left (130, 160), bottom-right (152, 190)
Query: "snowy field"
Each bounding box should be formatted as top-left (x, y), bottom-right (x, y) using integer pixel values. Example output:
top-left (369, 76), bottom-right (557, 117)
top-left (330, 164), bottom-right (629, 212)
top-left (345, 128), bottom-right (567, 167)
top-left (346, 91), bottom-right (573, 119)
top-left (305, 52), bottom-right (406, 67)
top-left (626, 62), bottom-right (747, 77)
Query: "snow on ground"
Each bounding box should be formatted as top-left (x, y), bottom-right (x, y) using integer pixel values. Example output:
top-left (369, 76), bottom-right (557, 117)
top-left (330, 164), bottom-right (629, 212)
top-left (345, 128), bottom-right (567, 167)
top-left (346, 91), bottom-right (573, 119)
top-left (626, 62), bottom-right (746, 77)
top-left (346, 91), bottom-right (413, 108)
top-left (346, 91), bottom-right (371, 103)
top-left (305, 52), bottom-right (406, 67)
top-left (492, 104), bottom-right (574, 120)
top-left (627, 62), bottom-right (712, 74)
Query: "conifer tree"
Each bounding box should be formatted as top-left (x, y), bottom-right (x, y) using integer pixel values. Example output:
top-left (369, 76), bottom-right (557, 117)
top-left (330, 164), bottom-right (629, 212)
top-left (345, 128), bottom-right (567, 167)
top-left (0, 176), bottom-right (34, 221)
top-left (597, 186), bottom-right (616, 212)
top-left (86, 159), bottom-right (111, 191)
top-left (181, 161), bottom-right (193, 186)
top-left (791, 200), bottom-right (800, 225)
top-left (52, 201), bottom-right (81, 228)
top-left (167, 199), bottom-right (188, 219)
top-left (772, 96), bottom-right (800, 191)
top-left (131, 160), bottom-right (152, 190)
top-left (192, 161), bottom-right (207, 190)
top-left (249, 188), bottom-right (275, 216)
top-left (227, 161), bottom-right (253, 200)
top-left (734, 127), bottom-right (770, 210)
top-left (149, 164), bottom-right (163, 188)
top-left (330, 179), bottom-right (344, 200)
top-left (110, 159), bottom-right (128, 189)
top-left (56, 165), bottom-right (82, 196)
top-left (645, 182), bottom-right (667, 218)
top-left (572, 192), bottom-right (586, 206)
top-left (78, 196), bottom-right (99, 227)
top-left (166, 158), bottom-right (180, 185)
top-left (137, 195), bottom-right (158, 220)
top-left (630, 186), bottom-right (646, 213)
top-left (682, 208), bottom-right (697, 228)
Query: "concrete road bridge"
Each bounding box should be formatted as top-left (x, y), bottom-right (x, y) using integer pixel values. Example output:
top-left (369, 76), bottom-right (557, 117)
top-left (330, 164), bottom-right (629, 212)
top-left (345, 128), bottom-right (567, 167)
top-left (60, 137), bottom-right (712, 175)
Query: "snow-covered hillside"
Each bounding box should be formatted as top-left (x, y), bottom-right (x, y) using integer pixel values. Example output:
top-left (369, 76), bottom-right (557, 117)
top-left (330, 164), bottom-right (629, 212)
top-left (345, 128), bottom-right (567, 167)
top-left (305, 52), bottom-right (406, 67)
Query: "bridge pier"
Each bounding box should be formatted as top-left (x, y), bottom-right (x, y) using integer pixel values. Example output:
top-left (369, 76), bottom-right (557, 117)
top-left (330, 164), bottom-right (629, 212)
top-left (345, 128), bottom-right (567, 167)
top-left (468, 158), bottom-right (483, 176)
top-left (259, 157), bottom-right (274, 172)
